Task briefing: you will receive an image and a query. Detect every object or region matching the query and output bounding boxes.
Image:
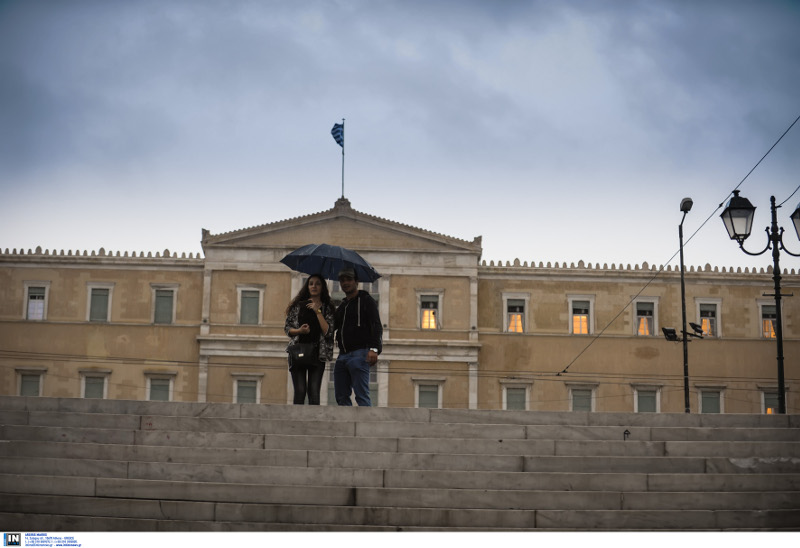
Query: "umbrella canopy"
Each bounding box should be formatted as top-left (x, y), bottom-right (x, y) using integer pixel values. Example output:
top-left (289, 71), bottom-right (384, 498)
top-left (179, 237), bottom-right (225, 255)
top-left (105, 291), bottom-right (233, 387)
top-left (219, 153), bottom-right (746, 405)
top-left (280, 243), bottom-right (382, 282)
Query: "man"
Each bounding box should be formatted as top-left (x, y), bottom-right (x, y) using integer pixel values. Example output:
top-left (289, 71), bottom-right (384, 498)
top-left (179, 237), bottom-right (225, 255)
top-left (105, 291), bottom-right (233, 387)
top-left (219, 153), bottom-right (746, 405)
top-left (333, 267), bottom-right (382, 406)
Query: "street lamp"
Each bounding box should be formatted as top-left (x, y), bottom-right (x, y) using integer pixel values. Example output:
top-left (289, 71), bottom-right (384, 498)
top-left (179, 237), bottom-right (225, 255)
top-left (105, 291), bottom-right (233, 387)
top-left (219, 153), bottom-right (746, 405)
top-left (679, 197), bottom-right (693, 413)
top-left (720, 190), bottom-right (800, 414)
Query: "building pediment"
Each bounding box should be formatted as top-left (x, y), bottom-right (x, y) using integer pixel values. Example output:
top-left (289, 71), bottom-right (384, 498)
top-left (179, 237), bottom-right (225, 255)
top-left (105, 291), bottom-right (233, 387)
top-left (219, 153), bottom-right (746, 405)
top-left (201, 198), bottom-right (482, 256)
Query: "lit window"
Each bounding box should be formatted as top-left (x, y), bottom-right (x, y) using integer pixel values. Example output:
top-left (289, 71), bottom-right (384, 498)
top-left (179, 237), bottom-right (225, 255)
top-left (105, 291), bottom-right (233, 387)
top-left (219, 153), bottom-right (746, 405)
top-left (26, 286), bottom-right (46, 320)
top-left (764, 391), bottom-right (779, 415)
top-left (572, 301), bottom-right (590, 334)
top-left (420, 295), bottom-right (438, 329)
top-left (699, 304), bottom-right (717, 337)
top-left (636, 302), bottom-right (654, 336)
top-left (761, 305), bottom-right (776, 339)
top-left (507, 299), bottom-right (525, 333)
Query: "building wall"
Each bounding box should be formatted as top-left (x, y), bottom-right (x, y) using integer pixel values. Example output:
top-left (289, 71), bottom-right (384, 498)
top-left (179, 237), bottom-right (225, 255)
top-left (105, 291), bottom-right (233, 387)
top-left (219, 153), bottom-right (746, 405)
top-left (0, 251), bottom-right (204, 401)
top-left (1, 241), bottom-right (797, 414)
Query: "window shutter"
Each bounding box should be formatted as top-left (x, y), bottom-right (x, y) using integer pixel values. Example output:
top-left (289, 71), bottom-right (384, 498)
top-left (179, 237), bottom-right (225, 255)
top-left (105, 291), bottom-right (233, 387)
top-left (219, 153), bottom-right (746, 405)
top-left (240, 290), bottom-right (260, 325)
top-left (419, 385), bottom-right (439, 408)
top-left (89, 288), bottom-right (109, 322)
top-left (20, 374), bottom-right (40, 396)
top-left (572, 389), bottom-right (592, 411)
top-left (506, 387), bottom-right (526, 410)
top-left (154, 289), bottom-right (174, 324)
top-left (701, 391), bottom-right (721, 413)
top-left (150, 379), bottom-right (170, 401)
top-left (638, 390), bottom-right (657, 412)
top-left (84, 377), bottom-right (105, 399)
top-left (237, 380), bottom-right (257, 404)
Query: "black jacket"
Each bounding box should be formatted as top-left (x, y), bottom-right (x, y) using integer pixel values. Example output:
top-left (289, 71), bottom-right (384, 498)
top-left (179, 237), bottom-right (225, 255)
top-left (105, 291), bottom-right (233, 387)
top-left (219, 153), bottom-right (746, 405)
top-left (334, 290), bottom-right (383, 355)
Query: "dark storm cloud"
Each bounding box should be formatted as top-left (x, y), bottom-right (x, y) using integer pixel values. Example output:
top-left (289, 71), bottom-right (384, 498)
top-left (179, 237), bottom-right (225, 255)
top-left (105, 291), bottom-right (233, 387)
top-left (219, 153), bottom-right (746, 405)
top-left (0, 0), bottom-right (797, 268)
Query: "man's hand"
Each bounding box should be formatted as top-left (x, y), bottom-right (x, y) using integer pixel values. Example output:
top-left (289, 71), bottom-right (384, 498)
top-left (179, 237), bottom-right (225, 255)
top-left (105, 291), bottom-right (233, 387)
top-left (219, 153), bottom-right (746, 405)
top-left (367, 350), bottom-right (378, 366)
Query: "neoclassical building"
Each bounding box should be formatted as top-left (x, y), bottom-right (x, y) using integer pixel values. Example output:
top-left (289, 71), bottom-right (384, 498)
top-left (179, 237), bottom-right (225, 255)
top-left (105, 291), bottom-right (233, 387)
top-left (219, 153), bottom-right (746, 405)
top-left (2, 198), bottom-right (797, 414)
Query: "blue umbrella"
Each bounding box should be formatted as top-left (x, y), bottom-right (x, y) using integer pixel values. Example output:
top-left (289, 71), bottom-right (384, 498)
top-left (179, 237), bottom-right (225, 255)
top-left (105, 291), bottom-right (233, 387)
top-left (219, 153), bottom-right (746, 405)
top-left (280, 243), bottom-right (382, 282)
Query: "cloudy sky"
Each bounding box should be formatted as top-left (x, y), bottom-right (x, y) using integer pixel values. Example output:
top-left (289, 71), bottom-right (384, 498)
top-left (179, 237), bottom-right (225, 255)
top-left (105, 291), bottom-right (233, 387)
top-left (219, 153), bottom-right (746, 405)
top-left (1, 0), bottom-right (799, 272)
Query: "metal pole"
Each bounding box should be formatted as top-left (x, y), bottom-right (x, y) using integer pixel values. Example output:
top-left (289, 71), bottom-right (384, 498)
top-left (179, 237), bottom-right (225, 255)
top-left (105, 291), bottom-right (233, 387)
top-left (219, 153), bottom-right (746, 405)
top-left (768, 196), bottom-right (787, 414)
top-left (679, 216), bottom-right (690, 413)
top-left (340, 118), bottom-right (345, 198)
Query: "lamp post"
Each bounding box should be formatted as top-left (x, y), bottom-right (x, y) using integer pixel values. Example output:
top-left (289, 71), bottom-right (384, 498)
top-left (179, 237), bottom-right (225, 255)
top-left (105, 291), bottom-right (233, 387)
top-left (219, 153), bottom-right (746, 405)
top-left (720, 191), bottom-right (800, 414)
top-left (679, 197), bottom-right (693, 413)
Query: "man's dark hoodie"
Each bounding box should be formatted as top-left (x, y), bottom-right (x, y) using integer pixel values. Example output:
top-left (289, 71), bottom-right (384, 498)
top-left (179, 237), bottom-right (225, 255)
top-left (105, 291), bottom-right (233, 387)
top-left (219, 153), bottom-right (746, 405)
top-left (334, 290), bottom-right (383, 355)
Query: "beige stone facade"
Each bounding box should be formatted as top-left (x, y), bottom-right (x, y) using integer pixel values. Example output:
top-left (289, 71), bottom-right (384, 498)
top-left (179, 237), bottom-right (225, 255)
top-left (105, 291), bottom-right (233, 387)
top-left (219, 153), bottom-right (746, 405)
top-left (2, 198), bottom-right (798, 413)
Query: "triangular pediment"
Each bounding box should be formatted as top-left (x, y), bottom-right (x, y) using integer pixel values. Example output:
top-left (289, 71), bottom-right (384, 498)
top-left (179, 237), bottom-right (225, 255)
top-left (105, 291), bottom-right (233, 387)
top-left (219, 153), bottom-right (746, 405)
top-left (201, 198), bottom-right (482, 255)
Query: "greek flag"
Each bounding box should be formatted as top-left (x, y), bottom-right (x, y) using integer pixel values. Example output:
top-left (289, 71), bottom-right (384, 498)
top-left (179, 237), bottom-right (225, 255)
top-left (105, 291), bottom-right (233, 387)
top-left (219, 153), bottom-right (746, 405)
top-left (331, 123), bottom-right (344, 147)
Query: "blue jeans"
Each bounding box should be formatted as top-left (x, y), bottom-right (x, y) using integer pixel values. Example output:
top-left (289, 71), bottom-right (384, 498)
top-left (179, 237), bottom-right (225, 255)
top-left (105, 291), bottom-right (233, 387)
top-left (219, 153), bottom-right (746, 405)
top-left (334, 348), bottom-right (371, 406)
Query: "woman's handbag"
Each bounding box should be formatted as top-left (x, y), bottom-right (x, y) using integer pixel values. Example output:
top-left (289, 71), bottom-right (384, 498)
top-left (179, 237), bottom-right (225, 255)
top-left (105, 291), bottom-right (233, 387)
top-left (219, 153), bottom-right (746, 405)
top-left (288, 342), bottom-right (319, 367)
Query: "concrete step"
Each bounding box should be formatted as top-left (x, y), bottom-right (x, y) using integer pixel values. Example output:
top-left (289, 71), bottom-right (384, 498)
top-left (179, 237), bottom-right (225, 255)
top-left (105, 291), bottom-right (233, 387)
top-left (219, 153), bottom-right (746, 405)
top-left (4, 395), bottom-right (798, 429)
top-left (3, 455), bottom-right (799, 493)
top-left (3, 494), bottom-right (799, 531)
top-left (4, 474), bottom-right (799, 512)
top-left (7, 424), bottom-right (798, 461)
top-left (5, 410), bottom-right (798, 444)
top-left (2, 396), bottom-right (799, 531)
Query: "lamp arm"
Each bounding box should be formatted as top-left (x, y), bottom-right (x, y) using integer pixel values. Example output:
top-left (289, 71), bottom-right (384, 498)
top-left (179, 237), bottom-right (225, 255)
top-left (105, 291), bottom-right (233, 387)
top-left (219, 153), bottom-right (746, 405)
top-left (737, 227), bottom-right (772, 257)
top-left (777, 228), bottom-right (800, 257)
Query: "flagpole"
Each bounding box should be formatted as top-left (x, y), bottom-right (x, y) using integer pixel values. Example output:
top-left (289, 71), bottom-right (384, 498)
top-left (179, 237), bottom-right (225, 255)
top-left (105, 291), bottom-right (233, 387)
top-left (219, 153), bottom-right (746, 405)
top-left (340, 118), bottom-right (345, 198)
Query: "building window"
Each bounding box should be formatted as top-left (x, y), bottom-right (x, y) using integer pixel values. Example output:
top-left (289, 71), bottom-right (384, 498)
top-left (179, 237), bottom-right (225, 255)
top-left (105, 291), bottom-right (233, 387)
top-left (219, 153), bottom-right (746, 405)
top-left (80, 371), bottom-right (109, 399)
top-left (567, 384), bottom-right (596, 412)
top-left (507, 301), bottom-right (524, 333)
top-left (568, 296), bottom-right (594, 335)
top-left (17, 369), bottom-right (45, 397)
top-left (232, 373), bottom-right (263, 404)
top-left (152, 285), bottom-right (178, 325)
top-left (421, 296), bottom-right (438, 329)
top-left (87, 283), bottom-right (114, 322)
top-left (698, 388), bottom-right (723, 414)
top-left (236, 380), bottom-right (258, 404)
top-left (24, 282), bottom-right (50, 321)
top-left (633, 385), bottom-right (661, 413)
top-left (501, 382), bottom-right (531, 411)
top-left (763, 391), bottom-right (779, 414)
top-left (237, 285), bottom-right (264, 325)
top-left (146, 374), bottom-right (175, 401)
top-left (418, 385), bottom-right (440, 408)
top-left (761, 304), bottom-right (777, 339)
top-left (417, 290), bottom-right (444, 330)
top-left (696, 300), bottom-right (721, 338)
top-left (635, 301), bottom-right (656, 336)
top-left (413, 378), bottom-right (445, 409)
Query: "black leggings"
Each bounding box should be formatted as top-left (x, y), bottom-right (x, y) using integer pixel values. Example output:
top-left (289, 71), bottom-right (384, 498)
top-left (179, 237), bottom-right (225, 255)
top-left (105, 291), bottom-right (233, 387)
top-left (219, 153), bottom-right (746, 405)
top-left (290, 362), bottom-right (325, 405)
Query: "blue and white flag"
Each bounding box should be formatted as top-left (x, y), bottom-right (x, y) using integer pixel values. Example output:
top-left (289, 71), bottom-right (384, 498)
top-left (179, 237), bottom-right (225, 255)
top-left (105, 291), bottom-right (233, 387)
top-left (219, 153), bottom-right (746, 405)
top-left (331, 123), bottom-right (344, 148)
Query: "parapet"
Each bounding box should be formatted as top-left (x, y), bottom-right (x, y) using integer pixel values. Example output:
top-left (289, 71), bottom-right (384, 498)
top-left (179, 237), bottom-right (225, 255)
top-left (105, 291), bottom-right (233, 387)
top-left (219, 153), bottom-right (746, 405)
top-left (478, 258), bottom-right (798, 276)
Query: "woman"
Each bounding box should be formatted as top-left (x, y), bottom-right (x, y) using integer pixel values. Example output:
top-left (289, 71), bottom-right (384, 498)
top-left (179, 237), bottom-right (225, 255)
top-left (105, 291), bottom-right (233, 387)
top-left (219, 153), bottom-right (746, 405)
top-left (284, 274), bottom-right (335, 405)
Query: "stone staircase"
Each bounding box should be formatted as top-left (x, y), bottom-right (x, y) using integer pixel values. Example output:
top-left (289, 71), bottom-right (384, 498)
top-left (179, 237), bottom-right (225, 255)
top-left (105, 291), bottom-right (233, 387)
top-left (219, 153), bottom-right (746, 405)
top-left (0, 396), bottom-right (798, 531)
